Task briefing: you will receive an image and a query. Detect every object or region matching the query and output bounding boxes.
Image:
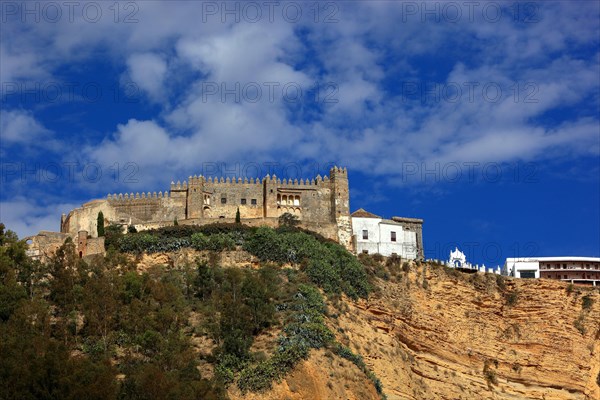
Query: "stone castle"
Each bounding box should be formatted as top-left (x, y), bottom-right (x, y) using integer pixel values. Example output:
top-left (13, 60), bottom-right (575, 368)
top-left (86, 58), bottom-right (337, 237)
top-left (57, 167), bottom-right (351, 249)
top-left (26, 167), bottom-right (424, 261)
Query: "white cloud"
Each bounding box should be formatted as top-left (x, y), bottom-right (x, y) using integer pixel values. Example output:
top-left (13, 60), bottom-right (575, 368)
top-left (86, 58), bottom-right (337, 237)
top-left (0, 198), bottom-right (80, 239)
top-left (126, 53), bottom-right (168, 101)
top-left (0, 109), bottom-right (51, 144)
top-left (0, 1), bottom-right (598, 189)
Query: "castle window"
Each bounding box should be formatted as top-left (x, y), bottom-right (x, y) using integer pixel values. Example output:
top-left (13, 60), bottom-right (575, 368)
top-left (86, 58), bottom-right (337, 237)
top-left (362, 250), bottom-right (369, 254)
top-left (362, 230), bottom-right (368, 240)
top-left (241, 198), bottom-right (247, 205)
top-left (221, 197), bottom-right (227, 204)
top-left (391, 231), bottom-right (396, 242)
top-left (251, 199), bottom-right (257, 205)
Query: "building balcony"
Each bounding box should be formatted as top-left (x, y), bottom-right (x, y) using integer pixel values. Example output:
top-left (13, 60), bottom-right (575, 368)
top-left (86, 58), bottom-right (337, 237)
top-left (540, 267), bottom-right (600, 272)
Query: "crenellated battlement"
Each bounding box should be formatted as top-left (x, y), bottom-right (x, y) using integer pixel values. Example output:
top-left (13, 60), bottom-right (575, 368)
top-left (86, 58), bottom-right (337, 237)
top-left (330, 165), bottom-right (348, 176)
top-left (107, 169), bottom-right (347, 201)
top-left (107, 191), bottom-right (171, 201)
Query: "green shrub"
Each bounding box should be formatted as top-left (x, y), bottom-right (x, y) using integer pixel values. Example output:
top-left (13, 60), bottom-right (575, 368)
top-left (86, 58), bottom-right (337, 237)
top-left (282, 321), bottom-right (334, 349)
top-left (574, 314), bottom-right (586, 335)
top-left (190, 233), bottom-right (209, 250)
top-left (278, 212), bottom-right (300, 228)
top-left (385, 254), bottom-right (401, 268)
top-left (242, 227), bottom-right (286, 262)
top-left (483, 360), bottom-right (498, 386)
top-left (367, 371), bottom-right (385, 395)
top-left (214, 363), bottom-right (234, 386)
top-left (372, 253), bottom-right (384, 263)
top-left (582, 294), bottom-right (594, 310)
top-left (198, 222), bottom-right (253, 236)
top-left (566, 283), bottom-right (574, 294)
top-left (495, 274), bottom-right (506, 291)
top-left (505, 291), bottom-right (519, 307)
top-left (333, 343), bottom-right (366, 369)
top-left (243, 228), bottom-right (369, 299)
top-left (238, 359), bottom-right (280, 393)
top-left (332, 343), bottom-right (385, 396)
top-left (215, 354), bottom-right (246, 386)
top-left (206, 233), bottom-right (236, 251)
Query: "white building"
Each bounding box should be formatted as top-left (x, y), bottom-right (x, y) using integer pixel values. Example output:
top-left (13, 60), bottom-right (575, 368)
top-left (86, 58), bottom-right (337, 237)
top-left (443, 247), bottom-right (501, 275)
top-left (505, 257), bottom-right (600, 285)
top-left (503, 258), bottom-right (540, 279)
top-left (351, 208), bottom-right (419, 259)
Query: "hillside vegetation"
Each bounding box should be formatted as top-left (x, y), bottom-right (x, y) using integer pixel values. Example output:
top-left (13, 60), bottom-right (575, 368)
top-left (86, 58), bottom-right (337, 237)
top-left (1, 222), bottom-right (599, 400)
top-left (0, 222), bottom-right (381, 400)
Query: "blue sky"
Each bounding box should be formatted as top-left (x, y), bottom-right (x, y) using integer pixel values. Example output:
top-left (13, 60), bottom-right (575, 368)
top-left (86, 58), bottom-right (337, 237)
top-left (1, 1), bottom-right (599, 266)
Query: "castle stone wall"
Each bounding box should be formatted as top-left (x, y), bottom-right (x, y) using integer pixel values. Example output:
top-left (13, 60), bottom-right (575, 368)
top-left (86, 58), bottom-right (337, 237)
top-left (59, 167), bottom-right (353, 250)
top-left (25, 231), bottom-right (70, 262)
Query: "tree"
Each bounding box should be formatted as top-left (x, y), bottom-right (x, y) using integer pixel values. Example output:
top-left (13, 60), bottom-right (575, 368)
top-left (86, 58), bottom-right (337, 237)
top-left (278, 212), bottom-right (299, 228)
top-left (235, 208), bottom-right (241, 224)
top-left (97, 212), bottom-right (105, 237)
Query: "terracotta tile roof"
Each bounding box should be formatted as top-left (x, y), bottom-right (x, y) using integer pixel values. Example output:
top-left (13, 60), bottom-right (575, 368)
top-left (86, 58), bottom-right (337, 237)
top-left (351, 208), bottom-right (381, 218)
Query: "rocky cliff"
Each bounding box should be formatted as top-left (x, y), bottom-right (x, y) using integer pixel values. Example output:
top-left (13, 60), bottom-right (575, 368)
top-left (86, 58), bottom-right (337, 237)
top-left (224, 262), bottom-right (600, 400)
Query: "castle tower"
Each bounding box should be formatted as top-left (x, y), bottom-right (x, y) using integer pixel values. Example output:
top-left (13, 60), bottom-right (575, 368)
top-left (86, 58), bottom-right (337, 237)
top-left (186, 175), bottom-right (204, 219)
top-left (263, 175), bottom-right (279, 218)
top-left (330, 167), bottom-right (353, 250)
top-left (77, 230), bottom-right (88, 258)
top-left (169, 181), bottom-right (188, 220)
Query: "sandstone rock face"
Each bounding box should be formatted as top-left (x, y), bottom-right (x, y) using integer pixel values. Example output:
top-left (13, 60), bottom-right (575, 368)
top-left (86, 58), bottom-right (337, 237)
top-left (333, 266), bottom-right (600, 400)
top-left (227, 264), bottom-right (599, 400)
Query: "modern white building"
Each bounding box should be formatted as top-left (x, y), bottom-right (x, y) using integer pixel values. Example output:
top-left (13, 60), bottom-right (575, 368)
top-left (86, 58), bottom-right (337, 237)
top-left (503, 258), bottom-right (540, 279)
top-left (504, 257), bottom-right (600, 286)
top-left (351, 208), bottom-right (421, 259)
